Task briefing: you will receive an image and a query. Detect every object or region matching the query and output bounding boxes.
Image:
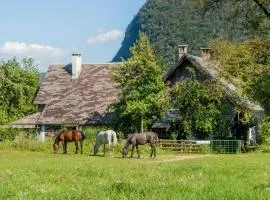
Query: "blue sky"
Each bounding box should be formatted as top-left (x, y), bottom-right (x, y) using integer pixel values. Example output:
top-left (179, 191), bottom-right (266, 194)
top-left (0, 0), bottom-right (145, 72)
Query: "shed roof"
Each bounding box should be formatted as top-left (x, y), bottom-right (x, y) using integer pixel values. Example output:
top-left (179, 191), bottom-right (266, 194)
top-left (12, 112), bottom-right (41, 128)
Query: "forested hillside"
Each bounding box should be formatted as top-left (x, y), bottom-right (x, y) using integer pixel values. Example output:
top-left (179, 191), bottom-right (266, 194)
top-left (113, 0), bottom-right (264, 67)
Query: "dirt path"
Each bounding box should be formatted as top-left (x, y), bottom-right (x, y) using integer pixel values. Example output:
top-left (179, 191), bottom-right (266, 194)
top-left (146, 155), bottom-right (211, 163)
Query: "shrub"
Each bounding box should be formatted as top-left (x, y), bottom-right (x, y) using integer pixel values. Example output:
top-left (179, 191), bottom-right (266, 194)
top-left (0, 128), bottom-right (36, 141)
top-left (260, 117), bottom-right (270, 145)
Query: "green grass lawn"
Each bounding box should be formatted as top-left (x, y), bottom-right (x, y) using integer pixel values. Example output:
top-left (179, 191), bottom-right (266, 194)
top-left (0, 149), bottom-right (270, 200)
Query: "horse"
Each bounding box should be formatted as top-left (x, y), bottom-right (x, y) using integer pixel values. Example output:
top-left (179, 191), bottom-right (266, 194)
top-left (93, 130), bottom-right (118, 156)
top-left (122, 132), bottom-right (158, 159)
top-left (53, 129), bottom-right (85, 154)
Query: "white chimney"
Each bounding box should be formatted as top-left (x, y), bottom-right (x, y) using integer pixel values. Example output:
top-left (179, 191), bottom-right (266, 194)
top-left (201, 48), bottom-right (211, 60)
top-left (72, 53), bottom-right (81, 79)
top-left (178, 45), bottom-right (188, 59)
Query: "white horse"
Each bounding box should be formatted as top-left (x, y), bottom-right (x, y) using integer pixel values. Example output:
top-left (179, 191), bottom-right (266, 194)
top-left (93, 130), bottom-right (118, 156)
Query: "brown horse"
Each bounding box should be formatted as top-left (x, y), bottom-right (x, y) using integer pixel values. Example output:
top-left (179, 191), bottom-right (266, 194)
top-left (53, 129), bottom-right (85, 154)
top-left (122, 132), bottom-right (158, 159)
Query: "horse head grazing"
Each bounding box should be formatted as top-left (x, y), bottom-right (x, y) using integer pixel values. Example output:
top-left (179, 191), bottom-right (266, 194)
top-left (122, 146), bottom-right (129, 158)
top-left (53, 132), bottom-right (62, 154)
top-left (53, 143), bottom-right (59, 154)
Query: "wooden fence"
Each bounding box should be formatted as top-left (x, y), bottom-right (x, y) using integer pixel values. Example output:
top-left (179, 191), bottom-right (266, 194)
top-left (158, 139), bottom-right (210, 153)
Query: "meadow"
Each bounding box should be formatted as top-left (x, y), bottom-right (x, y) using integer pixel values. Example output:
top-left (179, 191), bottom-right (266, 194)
top-left (0, 138), bottom-right (270, 200)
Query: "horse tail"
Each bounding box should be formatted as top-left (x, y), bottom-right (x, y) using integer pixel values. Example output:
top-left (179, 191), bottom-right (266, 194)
top-left (112, 131), bottom-right (118, 145)
top-left (80, 130), bottom-right (86, 141)
top-left (153, 132), bottom-right (159, 145)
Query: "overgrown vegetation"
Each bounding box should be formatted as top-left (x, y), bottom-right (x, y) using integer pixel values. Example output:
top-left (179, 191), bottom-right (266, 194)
top-left (259, 117), bottom-right (270, 152)
top-left (0, 58), bottom-right (39, 124)
top-left (210, 37), bottom-right (270, 114)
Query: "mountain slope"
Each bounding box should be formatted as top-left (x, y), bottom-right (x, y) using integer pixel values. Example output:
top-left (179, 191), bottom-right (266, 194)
top-left (113, 0), bottom-right (253, 67)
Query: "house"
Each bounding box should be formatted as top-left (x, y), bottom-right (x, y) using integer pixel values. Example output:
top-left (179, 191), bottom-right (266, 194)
top-left (13, 53), bottom-right (119, 140)
top-left (152, 45), bottom-right (264, 144)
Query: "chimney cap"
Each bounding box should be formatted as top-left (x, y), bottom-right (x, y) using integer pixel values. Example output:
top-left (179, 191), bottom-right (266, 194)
top-left (201, 47), bottom-right (212, 50)
top-left (178, 44), bottom-right (188, 47)
top-left (72, 53), bottom-right (81, 56)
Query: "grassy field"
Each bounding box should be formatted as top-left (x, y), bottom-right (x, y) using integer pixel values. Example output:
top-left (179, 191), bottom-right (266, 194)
top-left (0, 147), bottom-right (270, 200)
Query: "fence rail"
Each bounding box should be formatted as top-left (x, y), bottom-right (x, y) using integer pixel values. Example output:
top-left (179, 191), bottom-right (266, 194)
top-left (158, 139), bottom-right (241, 154)
top-left (158, 139), bottom-right (209, 153)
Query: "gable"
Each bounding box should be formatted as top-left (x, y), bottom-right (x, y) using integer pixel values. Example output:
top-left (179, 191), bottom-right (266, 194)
top-left (165, 58), bottom-right (208, 86)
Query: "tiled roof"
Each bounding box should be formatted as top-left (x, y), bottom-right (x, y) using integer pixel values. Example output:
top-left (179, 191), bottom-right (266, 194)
top-left (34, 63), bottom-right (119, 125)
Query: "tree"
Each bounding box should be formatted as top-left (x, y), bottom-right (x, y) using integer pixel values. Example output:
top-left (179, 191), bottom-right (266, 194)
top-left (0, 58), bottom-right (39, 124)
top-left (197, 0), bottom-right (270, 34)
top-left (209, 37), bottom-right (270, 114)
top-left (111, 33), bottom-right (170, 134)
top-left (171, 78), bottom-right (228, 139)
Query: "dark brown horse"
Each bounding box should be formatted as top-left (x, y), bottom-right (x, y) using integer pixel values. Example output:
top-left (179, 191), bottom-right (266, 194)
top-left (53, 129), bottom-right (85, 154)
top-left (122, 132), bottom-right (158, 159)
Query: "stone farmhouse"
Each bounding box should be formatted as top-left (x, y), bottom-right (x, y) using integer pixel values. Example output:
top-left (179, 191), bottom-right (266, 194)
top-left (151, 45), bottom-right (264, 144)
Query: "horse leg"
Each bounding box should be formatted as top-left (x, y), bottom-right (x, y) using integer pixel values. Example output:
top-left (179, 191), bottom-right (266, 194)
top-left (153, 145), bottom-right (157, 158)
top-left (150, 143), bottom-right (154, 158)
top-left (80, 140), bottom-right (83, 154)
top-left (103, 144), bottom-right (106, 156)
top-left (110, 145), bottom-right (114, 157)
top-left (75, 141), bottom-right (79, 154)
top-left (150, 146), bottom-right (153, 158)
top-left (130, 145), bottom-right (134, 158)
top-left (136, 145), bottom-right (140, 159)
top-left (64, 142), bottom-right (67, 154)
top-left (62, 142), bottom-right (65, 154)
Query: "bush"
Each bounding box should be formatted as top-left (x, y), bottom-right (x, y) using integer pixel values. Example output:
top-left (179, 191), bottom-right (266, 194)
top-left (260, 117), bottom-right (270, 145)
top-left (0, 133), bottom-right (53, 153)
top-left (0, 128), bottom-right (36, 141)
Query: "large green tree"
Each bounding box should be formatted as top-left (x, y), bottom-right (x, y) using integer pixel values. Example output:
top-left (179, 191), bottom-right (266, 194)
top-left (111, 33), bottom-right (170, 134)
top-left (209, 37), bottom-right (270, 114)
top-left (171, 78), bottom-right (228, 139)
top-left (0, 58), bottom-right (39, 124)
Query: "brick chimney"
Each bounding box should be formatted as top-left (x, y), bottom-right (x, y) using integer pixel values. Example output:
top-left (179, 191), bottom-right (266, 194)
top-left (72, 53), bottom-right (81, 79)
top-left (201, 48), bottom-right (211, 60)
top-left (178, 45), bottom-right (188, 59)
